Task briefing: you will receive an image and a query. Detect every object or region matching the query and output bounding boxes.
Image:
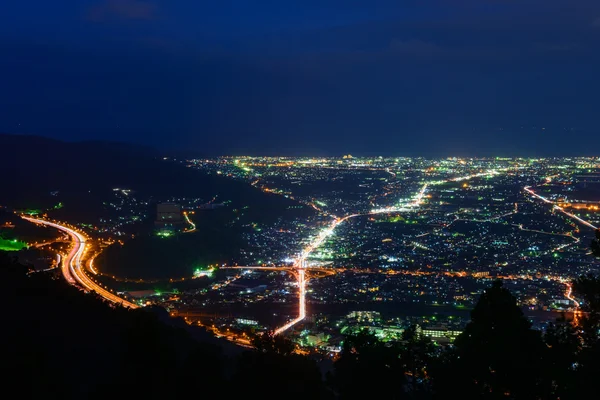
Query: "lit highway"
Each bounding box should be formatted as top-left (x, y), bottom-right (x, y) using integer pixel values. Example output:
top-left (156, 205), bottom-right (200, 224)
top-left (273, 170), bottom-right (501, 335)
top-left (21, 169), bottom-right (503, 336)
top-left (565, 282), bottom-right (582, 324)
top-left (22, 216), bottom-right (138, 309)
top-left (274, 267), bottom-right (306, 335)
top-left (565, 283), bottom-right (580, 308)
top-left (524, 186), bottom-right (598, 229)
top-left (19, 170), bottom-right (569, 340)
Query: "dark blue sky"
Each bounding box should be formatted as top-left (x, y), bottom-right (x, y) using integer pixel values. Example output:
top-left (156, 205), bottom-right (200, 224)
top-left (2, 0), bottom-right (600, 156)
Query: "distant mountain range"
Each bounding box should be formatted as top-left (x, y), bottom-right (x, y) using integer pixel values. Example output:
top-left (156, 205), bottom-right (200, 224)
top-left (0, 133), bottom-right (188, 208)
top-left (0, 134), bottom-right (293, 223)
top-left (0, 132), bottom-right (160, 159)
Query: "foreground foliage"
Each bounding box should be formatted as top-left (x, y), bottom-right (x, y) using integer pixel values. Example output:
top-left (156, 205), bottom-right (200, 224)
top-left (5, 251), bottom-right (600, 399)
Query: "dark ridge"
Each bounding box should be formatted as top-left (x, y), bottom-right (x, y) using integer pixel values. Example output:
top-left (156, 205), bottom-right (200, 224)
top-left (1, 252), bottom-right (329, 399)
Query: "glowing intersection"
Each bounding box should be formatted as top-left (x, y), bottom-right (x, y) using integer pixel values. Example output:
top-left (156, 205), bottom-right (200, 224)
top-left (20, 169), bottom-right (508, 336)
top-left (23, 168), bottom-right (563, 337)
top-left (270, 170), bottom-right (502, 335)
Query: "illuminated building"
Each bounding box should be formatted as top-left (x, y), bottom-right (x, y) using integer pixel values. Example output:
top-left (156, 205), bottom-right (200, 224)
top-left (236, 318), bottom-right (259, 326)
top-left (419, 326), bottom-right (462, 344)
top-left (347, 311), bottom-right (381, 323)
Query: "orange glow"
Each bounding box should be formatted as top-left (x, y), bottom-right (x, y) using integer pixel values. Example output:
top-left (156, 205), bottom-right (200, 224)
top-left (565, 283), bottom-right (581, 325)
top-left (22, 216), bottom-right (138, 309)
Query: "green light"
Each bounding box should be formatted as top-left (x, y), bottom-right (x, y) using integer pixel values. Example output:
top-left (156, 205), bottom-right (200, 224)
top-left (0, 238), bottom-right (27, 251)
top-left (193, 267), bottom-right (215, 278)
top-left (23, 209), bottom-right (41, 215)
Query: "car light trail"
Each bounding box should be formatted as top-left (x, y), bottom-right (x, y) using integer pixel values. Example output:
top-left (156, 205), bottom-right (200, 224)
top-left (274, 268), bottom-right (306, 335)
top-left (565, 282), bottom-right (581, 324)
top-left (524, 184), bottom-right (596, 325)
top-left (89, 254), bottom-right (98, 274)
top-left (22, 216), bottom-right (138, 308)
top-left (274, 171), bottom-right (504, 335)
top-left (183, 211), bottom-right (197, 233)
top-left (524, 186), bottom-right (597, 229)
top-left (565, 283), bottom-right (580, 308)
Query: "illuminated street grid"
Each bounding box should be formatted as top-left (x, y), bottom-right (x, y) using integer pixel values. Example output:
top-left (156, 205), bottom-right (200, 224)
top-left (23, 156), bottom-right (600, 350)
top-left (173, 157), bottom-right (600, 345)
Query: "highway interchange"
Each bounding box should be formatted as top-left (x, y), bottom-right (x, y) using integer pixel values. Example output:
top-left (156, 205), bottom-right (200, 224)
top-left (22, 216), bottom-right (138, 309)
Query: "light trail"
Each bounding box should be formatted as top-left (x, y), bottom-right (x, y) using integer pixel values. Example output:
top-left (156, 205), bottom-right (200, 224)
top-left (449, 170), bottom-right (499, 182)
top-left (183, 211), bottom-right (197, 233)
top-left (565, 283), bottom-right (580, 308)
top-left (273, 170), bottom-right (503, 335)
top-left (88, 254), bottom-right (98, 275)
top-left (274, 268), bottom-right (306, 335)
top-left (30, 238), bottom-right (68, 248)
top-left (22, 216), bottom-right (138, 308)
top-left (370, 183), bottom-right (429, 214)
top-left (524, 186), bottom-right (597, 229)
top-left (565, 282), bottom-right (581, 325)
top-left (510, 184), bottom-right (594, 322)
top-left (210, 273), bottom-right (242, 291)
top-left (222, 265), bottom-right (335, 275)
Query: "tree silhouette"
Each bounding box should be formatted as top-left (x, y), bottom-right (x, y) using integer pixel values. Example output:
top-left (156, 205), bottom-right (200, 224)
top-left (432, 280), bottom-right (547, 399)
top-left (10, 243), bottom-right (600, 400)
top-left (543, 317), bottom-right (580, 399)
top-left (333, 329), bottom-right (406, 399)
top-left (573, 275), bottom-right (600, 317)
top-left (1, 251), bottom-right (227, 399)
top-left (566, 275), bottom-right (600, 398)
top-left (251, 330), bottom-right (295, 355)
top-left (234, 332), bottom-right (327, 399)
top-left (399, 325), bottom-right (436, 396)
top-left (2, 251), bottom-right (332, 399)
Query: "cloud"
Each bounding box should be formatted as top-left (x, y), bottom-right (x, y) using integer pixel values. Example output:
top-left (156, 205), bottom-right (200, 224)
top-left (593, 17), bottom-right (600, 27)
top-left (88, 0), bottom-right (157, 21)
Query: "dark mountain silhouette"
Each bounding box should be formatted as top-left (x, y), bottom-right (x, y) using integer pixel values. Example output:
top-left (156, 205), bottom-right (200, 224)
top-left (1, 252), bottom-right (329, 399)
top-left (0, 133), bottom-right (162, 207)
top-left (0, 133), bottom-right (230, 210)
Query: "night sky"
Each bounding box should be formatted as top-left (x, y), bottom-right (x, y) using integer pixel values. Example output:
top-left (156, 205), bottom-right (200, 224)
top-left (1, 0), bottom-right (599, 156)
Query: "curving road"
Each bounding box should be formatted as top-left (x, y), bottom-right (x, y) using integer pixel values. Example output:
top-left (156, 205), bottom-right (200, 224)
top-left (22, 216), bottom-right (138, 309)
top-left (182, 211), bottom-right (197, 233)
